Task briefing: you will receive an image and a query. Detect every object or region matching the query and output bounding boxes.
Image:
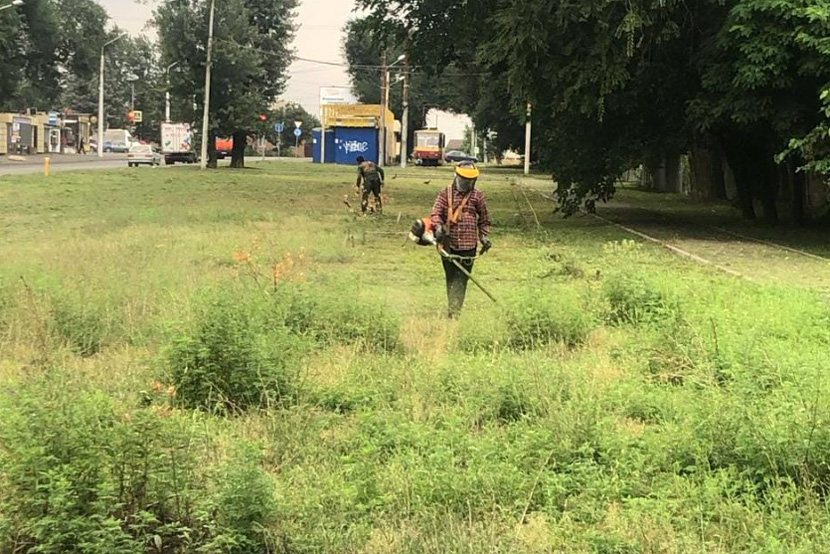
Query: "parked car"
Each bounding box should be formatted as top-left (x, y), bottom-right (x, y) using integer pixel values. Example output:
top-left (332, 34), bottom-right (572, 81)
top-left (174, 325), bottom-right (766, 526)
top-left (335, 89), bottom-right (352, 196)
top-left (104, 141), bottom-right (131, 153)
top-left (127, 144), bottom-right (162, 167)
top-left (445, 150), bottom-right (477, 163)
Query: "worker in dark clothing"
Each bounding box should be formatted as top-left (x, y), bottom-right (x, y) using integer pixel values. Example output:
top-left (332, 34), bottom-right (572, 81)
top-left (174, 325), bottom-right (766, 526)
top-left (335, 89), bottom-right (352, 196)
top-left (431, 162), bottom-right (492, 318)
top-left (355, 156), bottom-right (385, 214)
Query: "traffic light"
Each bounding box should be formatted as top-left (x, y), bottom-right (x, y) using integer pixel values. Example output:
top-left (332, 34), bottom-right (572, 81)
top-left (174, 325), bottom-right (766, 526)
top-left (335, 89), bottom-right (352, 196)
top-left (127, 111), bottom-right (136, 123)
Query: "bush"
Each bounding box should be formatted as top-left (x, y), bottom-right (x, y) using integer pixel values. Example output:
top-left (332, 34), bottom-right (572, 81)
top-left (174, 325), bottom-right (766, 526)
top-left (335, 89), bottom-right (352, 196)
top-left (0, 374), bottom-right (203, 554)
top-left (0, 374), bottom-right (286, 554)
top-left (505, 290), bottom-right (594, 349)
top-left (51, 293), bottom-right (114, 357)
top-left (199, 443), bottom-right (280, 554)
top-left (168, 295), bottom-right (299, 414)
top-left (275, 285), bottom-right (401, 353)
top-left (603, 272), bottom-right (677, 326)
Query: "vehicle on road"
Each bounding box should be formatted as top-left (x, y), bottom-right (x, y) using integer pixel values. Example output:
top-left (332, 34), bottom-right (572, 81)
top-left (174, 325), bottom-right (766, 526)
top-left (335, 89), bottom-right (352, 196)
top-left (445, 150), bottom-right (477, 163)
top-left (161, 123), bottom-right (198, 165)
top-left (91, 129), bottom-right (134, 153)
top-left (413, 129), bottom-right (445, 166)
top-left (127, 144), bottom-right (162, 167)
top-left (104, 141), bottom-right (130, 153)
top-left (215, 137), bottom-right (233, 160)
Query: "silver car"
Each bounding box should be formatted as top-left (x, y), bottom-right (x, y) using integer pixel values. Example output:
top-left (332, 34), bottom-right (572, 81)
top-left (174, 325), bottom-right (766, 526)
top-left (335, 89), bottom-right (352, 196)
top-left (128, 144), bottom-right (163, 167)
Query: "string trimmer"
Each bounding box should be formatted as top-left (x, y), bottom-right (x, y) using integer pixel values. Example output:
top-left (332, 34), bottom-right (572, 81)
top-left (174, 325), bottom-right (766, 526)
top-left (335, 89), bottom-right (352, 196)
top-left (424, 236), bottom-right (498, 304)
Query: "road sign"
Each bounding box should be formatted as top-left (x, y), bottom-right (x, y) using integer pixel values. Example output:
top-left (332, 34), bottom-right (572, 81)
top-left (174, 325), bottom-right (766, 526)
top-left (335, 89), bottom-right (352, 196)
top-left (275, 122), bottom-right (285, 133)
top-left (293, 128), bottom-right (302, 138)
top-left (319, 86), bottom-right (355, 107)
top-left (134, 111), bottom-right (143, 123)
top-left (294, 120), bottom-right (303, 129)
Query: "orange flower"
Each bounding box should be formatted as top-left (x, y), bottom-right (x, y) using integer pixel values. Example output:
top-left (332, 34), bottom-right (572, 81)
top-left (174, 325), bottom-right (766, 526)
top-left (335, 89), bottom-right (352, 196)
top-left (233, 250), bottom-right (252, 264)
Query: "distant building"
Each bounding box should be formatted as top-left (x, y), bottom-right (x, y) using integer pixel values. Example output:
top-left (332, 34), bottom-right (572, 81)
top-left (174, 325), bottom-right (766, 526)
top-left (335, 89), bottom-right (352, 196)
top-left (446, 139), bottom-right (463, 152)
top-left (0, 110), bottom-right (92, 155)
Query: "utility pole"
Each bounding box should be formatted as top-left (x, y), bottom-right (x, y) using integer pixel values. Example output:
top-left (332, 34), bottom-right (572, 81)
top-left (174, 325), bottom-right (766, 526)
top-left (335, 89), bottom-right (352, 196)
top-left (483, 132), bottom-right (488, 164)
top-left (524, 102), bottom-right (532, 176)
top-left (200, 0), bottom-right (216, 170)
top-left (165, 61), bottom-right (179, 122)
top-left (98, 33), bottom-right (127, 158)
top-left (379, 52), bottom-right (387, 166)
top-left (400, 49), bottom-right (410, 169)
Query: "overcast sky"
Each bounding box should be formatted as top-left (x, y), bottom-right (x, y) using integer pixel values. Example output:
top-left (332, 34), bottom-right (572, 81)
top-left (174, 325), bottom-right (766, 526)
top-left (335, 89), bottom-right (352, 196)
top-left (99, 0), bottom-right (470, 140)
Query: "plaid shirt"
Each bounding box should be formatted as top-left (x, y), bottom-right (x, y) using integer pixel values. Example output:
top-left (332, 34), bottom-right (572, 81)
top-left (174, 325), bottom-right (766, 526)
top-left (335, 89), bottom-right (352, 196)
top-left (431, 187), bottom-right (491, 251)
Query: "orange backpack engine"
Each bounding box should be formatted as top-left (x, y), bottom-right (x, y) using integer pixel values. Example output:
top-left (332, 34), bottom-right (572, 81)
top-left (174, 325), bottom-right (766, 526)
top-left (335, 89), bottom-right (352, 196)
top-left (409, 218), bottom-right (438, 247)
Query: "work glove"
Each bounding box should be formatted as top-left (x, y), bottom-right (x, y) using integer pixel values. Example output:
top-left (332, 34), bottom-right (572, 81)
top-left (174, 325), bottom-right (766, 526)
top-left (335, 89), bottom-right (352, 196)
top-left (479, 236), bottom-right (492, 256)
top-left (434, 225), bottom-right (447, 244)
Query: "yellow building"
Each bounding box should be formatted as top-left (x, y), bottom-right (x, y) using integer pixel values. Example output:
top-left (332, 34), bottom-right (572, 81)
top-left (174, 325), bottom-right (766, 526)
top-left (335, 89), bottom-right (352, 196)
top-left (321, 104), bottom-right (399, 164)
top-left (0, 111), bottom-right (92, 156)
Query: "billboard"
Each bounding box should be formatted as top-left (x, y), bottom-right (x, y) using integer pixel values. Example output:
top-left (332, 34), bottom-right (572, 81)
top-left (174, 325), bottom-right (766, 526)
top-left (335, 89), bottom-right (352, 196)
top-left (319, 86), bottom-right (355, 107)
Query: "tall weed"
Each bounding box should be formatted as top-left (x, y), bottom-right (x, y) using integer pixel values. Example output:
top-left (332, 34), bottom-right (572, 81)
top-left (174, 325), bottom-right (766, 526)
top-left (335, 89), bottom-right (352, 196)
top-left (603, 271), bottom-right (678, 325)
top-left (167, 294), bottom-right (301, 414)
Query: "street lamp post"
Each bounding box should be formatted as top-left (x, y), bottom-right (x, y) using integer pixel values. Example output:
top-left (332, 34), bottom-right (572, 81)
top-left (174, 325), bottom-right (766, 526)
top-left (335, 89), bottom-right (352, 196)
top-left (126, 74), bottom-right (139, 111)
top-left (165, 61), bottom-right (179, 123)
top-left (380, 53), bottom-right (406, 166)
top-left (98, 32), bottom-right (128, 158)
top-left (200, 0), bottom-right (216, 170)
top-left (0, 0), bottom-right (24, 12)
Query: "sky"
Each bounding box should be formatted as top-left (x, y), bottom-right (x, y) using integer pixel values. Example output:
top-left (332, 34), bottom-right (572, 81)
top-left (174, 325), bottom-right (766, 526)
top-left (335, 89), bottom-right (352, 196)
top-left (99, 0), bottom-right (471, 141)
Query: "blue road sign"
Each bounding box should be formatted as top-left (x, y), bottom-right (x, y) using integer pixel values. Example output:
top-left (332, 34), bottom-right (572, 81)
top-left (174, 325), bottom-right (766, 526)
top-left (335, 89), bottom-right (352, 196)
top-left (293, 128), bottom-right (302, 138)
top-left (276, 122), bottom-right (285, 133)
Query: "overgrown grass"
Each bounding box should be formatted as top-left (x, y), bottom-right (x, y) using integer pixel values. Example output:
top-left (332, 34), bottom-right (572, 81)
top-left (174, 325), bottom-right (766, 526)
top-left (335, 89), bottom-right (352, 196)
top-left (2, 162), bottom-right (830, 552)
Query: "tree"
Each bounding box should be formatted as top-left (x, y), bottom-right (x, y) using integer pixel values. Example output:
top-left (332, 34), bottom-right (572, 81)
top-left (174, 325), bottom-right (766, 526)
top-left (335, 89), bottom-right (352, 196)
top-left (155, 0), bottom-right (298, 168)
top-left (262, 102), bottom-right (320, 155)
top-left (0, 0), bottom-right (109, 112)
top-left (356, 0), bottom-right (830, 223)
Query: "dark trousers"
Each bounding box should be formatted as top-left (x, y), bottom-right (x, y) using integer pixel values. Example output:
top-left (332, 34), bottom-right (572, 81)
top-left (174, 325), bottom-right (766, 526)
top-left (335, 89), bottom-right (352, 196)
top-left (442, 248), bottom-right (476, 317)
top-left (361, 181), bottom-right (382, 213)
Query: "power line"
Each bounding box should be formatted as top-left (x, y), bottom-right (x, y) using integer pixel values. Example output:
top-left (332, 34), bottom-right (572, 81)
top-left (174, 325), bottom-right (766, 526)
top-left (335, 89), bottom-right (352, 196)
top-left (216, 38), bottom-right (494, 76)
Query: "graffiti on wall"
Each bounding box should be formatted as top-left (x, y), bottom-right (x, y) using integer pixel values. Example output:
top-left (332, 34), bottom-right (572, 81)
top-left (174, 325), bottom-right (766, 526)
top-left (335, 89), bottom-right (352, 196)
top-left (340, 140), bottom-right (369, 154)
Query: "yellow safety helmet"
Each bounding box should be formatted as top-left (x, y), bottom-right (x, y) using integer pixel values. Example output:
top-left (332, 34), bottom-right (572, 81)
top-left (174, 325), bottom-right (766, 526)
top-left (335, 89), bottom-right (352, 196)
top-left (454, 161), bottom-right (480, 193)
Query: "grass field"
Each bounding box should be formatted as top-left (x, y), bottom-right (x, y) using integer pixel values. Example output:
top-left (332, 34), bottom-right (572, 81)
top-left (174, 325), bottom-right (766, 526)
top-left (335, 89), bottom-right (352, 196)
top-left (2, 162), bottom-right (830, 553)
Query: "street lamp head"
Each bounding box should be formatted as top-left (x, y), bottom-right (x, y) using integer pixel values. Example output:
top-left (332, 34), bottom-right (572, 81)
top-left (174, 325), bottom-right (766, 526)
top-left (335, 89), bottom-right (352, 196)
top-left (12, 0), bottom-right (24, 5)
top-left (103, 32), bottom-right (129, 49)
top-left (396, 54), bottom-right (406, 62)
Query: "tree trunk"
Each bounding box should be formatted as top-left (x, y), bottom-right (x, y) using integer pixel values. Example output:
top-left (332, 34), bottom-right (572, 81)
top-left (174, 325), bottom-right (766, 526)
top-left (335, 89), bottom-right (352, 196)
top-left (791, 163), bottom-right (806, 226)
top-left (207, 134), bottom-right (218, 169)
top-left (758, 149), bottom-right (779, 225)
top-left (230, 130), bottom-right (246, 169)
top-left (711, 148), bottom-right (727, 200)
top-left (663, 154), bottom-right (682, 193)
top-left (690, 147), bottom-right (726, 201)
top-left (731, 160), bottom-right (757, 220)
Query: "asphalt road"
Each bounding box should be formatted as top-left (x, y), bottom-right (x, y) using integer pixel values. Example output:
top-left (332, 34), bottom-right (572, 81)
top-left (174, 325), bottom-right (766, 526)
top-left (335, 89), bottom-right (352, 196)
top-left (0, 154), bottom-right (132, 176)
top-left (0, 154), bottom-right (311, 176)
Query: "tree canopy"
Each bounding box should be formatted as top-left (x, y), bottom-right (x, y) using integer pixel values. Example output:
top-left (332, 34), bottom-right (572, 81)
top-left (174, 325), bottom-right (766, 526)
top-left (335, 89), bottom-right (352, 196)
top-left (354, 0), bottom-right (830, 222)
top-left (154, 0), bottom-right (298, 167)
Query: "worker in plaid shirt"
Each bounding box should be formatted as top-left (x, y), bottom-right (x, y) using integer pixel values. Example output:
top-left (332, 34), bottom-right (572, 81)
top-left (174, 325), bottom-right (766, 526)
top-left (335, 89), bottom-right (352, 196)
top-left (431, 162), bottom-right (492, 318)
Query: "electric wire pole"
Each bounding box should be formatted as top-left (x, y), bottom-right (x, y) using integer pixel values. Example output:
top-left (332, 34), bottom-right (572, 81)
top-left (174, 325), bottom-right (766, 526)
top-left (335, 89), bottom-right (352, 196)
top-left (524, 102), bottom-right (532, 175)
top-left (379, 52), bottom-right (387, 166)
top-left (400, 49), bottom-right (410, 169)
top-left (200, 0), bottom-right (216, 170)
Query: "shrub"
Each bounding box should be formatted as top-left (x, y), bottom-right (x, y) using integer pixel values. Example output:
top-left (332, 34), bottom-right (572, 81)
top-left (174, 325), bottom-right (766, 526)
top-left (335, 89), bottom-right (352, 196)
top-left (274, 285), bottom-right (401, 353)
top-left (168, 295), bottom-right (298, 414)
top-left (603, 272), bottom-right (677, 326)
top-left (0, 374), bottom-right (204, 554)
top-left (199, 443), bottom-right (279, 554)
top-left (51, 293), bottom-right (114, 357)
top-left (505, 290), bottom-right (594, 349)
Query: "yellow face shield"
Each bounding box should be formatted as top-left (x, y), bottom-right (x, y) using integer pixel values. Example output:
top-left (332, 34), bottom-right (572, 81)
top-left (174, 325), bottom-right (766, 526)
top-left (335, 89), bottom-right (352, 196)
top-left (455, 163), bottom-right (480, 193)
